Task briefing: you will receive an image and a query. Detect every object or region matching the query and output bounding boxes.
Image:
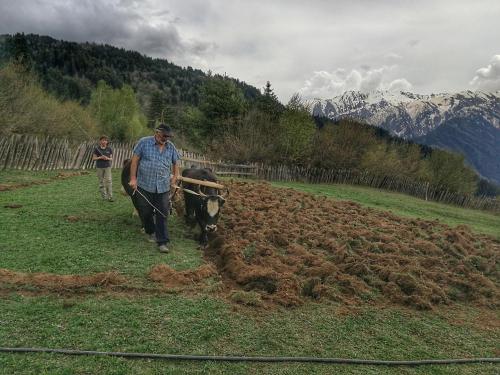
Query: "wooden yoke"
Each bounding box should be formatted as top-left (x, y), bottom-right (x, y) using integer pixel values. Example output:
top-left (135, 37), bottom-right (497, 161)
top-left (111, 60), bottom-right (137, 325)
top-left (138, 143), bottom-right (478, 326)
top-left (177, 176), bottom-right (225, 190)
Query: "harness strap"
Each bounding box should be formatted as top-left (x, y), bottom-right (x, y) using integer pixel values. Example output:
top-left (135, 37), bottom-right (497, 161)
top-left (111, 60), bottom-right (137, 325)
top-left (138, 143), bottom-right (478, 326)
top-left (172, 184), bottom-right (207, 197)
top-left (183, 187), bottom-right (205, 196)
top-left (132, 189), bottom-right (168, 218)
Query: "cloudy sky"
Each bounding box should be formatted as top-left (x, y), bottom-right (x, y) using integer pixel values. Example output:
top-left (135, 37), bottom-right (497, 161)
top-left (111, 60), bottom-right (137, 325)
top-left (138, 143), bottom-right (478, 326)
top-left (1, 0), bottom-right (499, 102)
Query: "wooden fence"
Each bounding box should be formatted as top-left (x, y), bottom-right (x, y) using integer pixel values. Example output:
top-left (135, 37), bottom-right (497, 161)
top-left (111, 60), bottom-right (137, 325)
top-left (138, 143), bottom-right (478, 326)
top-left (0, 135), bottom-right (137, 171)
top-left (181, 150), bottom-right (258, 177)
top-left (0, 135), bottom-right (258, 176)
top-left (72, 140), bottom-right (136, 170)
top-left (0, 134), bottom-right (498, 211)
top-left (0, 134), bottom-right (73, 171)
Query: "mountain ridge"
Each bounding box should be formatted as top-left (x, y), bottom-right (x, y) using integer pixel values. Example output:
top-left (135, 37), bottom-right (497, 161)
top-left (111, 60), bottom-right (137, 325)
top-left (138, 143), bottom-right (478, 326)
top-left (312, 90), bottom-right (500, 184)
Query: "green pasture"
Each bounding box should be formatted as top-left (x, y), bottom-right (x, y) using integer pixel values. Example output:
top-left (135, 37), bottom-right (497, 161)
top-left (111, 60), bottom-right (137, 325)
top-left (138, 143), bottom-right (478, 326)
top-left (0, 170), bottom-right (498, 374)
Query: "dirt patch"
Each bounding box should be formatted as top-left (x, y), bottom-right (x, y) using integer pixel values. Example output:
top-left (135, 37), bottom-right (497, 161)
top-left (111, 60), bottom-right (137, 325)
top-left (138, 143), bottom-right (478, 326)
top-left (438, 305), bottom-right (500, 332)
top-left (198, 181), bottom-right (500, 309)
top-left (4, 204), bottom-right (23, 209)
top-left (0, 182), bottom-right (43, 191)
top-left (0, 269), bottom-right (126, 290)
top-left (0, 171), bottom-right (89, 192)
top-left (56, 171), bottom-right (90, 179)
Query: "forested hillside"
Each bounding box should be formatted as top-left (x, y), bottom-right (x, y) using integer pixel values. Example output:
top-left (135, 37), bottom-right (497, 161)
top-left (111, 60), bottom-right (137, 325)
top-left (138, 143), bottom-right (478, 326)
top-left (0, 33), bottom-right (497, 197)
top-left (0, 33), bottom-right (260, 110)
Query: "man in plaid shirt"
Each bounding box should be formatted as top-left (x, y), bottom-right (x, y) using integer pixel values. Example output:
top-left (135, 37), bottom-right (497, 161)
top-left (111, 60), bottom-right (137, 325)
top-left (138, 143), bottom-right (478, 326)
top-left (128, 124), bottom-right (180, 253)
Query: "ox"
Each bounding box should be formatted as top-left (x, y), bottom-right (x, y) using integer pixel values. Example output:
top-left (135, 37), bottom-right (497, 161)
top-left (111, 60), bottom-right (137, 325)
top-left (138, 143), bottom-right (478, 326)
top-left (181, 167), bottom-right (227, 248)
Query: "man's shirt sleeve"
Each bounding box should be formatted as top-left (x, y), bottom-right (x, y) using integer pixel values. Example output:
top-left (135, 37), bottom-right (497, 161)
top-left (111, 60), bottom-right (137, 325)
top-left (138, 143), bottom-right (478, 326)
top-left (172, 146), bottom-right (180, 164)
top-left (133, 139), bottom-right (144, 157)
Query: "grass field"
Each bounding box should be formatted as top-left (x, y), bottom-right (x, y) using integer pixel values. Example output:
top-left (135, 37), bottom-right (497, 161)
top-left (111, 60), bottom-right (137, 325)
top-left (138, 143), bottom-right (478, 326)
top-left (0, 170), bottom-right (498, 374)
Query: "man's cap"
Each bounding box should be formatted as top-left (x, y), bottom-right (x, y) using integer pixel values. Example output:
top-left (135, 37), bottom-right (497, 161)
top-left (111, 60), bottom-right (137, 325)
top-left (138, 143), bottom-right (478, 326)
top-left (156, 123), bottom-right (173, 135)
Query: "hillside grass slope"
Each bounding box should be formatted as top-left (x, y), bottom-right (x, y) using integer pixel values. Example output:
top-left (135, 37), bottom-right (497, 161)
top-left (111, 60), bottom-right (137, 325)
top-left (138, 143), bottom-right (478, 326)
top-left (0, 170), bottom-right (498, 375)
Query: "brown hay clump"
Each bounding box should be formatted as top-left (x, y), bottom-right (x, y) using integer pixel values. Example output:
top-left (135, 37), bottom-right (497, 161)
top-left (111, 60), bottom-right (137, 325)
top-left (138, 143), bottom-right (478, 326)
top-left (0, 269), bottom-right (125, 290)
top-left (148, 264), bottom-right (217, 288)
top-left (205, 181), bottom-right (500, 309)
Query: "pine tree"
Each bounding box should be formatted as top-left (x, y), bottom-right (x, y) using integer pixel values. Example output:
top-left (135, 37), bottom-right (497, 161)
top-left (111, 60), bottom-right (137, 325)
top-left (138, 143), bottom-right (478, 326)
top-left (258, 81), bottom-right (283, 120)
top-left (9, 33), bottom-right (33, 70)
top-left (147, 91), bottom-right (165, 127)
top-left (199, 77), bottom-right (246, 136)
top-left (277, 94), bottom-right (315, 164)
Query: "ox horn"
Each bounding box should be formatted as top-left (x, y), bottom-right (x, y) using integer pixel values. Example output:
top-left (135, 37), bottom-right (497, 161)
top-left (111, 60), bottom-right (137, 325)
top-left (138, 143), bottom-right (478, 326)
top-left (196, 185), bottom-right (208, 198)
top-left (218, 187), bottom-right (229, 201)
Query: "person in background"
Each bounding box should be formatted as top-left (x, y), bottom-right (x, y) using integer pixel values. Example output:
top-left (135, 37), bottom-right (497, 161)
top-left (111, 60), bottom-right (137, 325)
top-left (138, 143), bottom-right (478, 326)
top-left (128, 124), bottom-right (180, 253)
top-left (92, 135), bottom-right (114, 202)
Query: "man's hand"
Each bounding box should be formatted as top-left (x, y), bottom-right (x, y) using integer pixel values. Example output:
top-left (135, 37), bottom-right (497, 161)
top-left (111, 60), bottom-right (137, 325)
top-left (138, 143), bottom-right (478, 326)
top-left (129, 155), bottom-right (140, 191)
top-left (171, 174), bottom-right (178, 188)
top-left (129, 178), bottom-right (138, 191)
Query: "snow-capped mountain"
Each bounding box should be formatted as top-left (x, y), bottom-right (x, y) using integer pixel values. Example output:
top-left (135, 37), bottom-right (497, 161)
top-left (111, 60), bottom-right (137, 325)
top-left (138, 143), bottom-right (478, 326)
top-left (312, 91), bottom-right (500, 184)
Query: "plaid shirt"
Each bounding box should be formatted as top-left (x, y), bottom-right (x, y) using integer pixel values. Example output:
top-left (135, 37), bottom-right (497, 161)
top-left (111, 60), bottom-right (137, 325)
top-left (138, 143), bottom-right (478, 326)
top-left (133, 136), bottom-right (180, 193)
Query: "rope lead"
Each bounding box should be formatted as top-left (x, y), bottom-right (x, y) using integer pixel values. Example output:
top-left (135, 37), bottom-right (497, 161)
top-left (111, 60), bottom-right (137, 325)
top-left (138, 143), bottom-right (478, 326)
top-left (0, 347), bottom-right (498, 366)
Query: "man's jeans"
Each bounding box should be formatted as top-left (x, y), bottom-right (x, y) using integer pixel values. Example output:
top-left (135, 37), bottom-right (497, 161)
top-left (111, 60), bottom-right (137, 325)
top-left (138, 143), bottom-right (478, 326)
top-left (96, 167), bottom-right (112, 198)
top-left (135, 187), bottom-right (170, 245)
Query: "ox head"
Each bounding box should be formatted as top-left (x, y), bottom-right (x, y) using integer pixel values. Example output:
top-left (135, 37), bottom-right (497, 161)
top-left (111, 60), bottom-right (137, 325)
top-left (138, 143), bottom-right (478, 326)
top-left (198, 186), bottom-right (228, 233)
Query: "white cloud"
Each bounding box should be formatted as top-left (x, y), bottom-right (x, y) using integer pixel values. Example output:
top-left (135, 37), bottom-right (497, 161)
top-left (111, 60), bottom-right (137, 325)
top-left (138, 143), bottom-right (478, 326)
top-left (470, 55), bottom-right (500, 92)
top-left (1, 0), bottom-right (499, 100)
top-left (0, 0), bottom-right (216, 67)
top-left (299, 66), bottom-right (413, 98)
top-left (384, 52), bottom-right (403, 61)
top-left (388, 78), bottom-right (413, 92)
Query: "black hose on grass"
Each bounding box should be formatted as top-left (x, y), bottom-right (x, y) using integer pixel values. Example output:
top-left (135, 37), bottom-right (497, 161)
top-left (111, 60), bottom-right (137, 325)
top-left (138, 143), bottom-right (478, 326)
top-left (0, 347), bottom-right (499, 366)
